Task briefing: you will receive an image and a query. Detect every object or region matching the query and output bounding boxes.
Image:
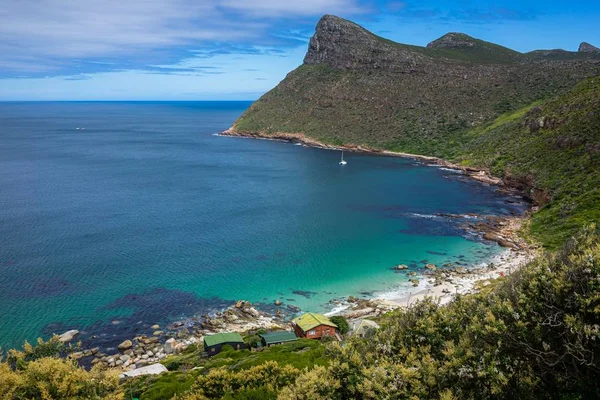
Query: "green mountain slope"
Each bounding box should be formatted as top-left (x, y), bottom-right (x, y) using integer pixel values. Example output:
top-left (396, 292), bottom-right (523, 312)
top-left (457, 77), bottom-right (600, 248)
top-left (233, 15), bottom-right (599, 154)
top-left (231, 15), bottom-right (600, 247)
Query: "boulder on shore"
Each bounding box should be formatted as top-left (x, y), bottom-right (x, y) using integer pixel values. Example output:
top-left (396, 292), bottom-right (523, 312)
top-left (120, 363), bottom-right (167, 379)
top-left (164, 338), bottom-right (178, 354)
top-left (118, 340), bottom-right (133, 351)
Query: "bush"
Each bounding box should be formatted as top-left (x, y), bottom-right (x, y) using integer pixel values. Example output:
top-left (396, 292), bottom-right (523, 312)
top-left (329, 316), bottom-right (350, 335)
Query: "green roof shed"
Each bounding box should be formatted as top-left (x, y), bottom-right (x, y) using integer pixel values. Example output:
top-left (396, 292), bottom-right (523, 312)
top-left (259, 331), bottom-right (298, 346)
top-left (204, 332), bottom-right (244, 356)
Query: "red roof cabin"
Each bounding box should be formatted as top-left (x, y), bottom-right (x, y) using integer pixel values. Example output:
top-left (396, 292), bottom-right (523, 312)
top-left (292, 313), bottom-right (340, 340)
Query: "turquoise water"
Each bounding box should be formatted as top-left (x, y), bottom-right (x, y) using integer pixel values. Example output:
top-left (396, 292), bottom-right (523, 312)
top-left (0, 102), bottom-right (527, 350)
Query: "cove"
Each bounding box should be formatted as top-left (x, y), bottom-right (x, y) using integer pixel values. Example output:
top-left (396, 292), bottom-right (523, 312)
top-left (0, 101), bottom-right (528, 350)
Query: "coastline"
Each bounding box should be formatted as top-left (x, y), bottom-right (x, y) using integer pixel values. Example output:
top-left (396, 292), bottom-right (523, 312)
top-left (67, 234), bottom-right (535, 373)
top-left (219, 128), bottom-right (538, 317)
top-left (332, 216), bottom-right (536, 320)
top-left (58, 129), bottom-right (537, 373)
top-left (220, 128), bottom-right (507, 188)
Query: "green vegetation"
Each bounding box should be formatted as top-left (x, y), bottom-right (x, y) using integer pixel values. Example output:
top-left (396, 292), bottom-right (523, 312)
top-left (0, 348), bottom-right (120, 399)
top-left (329, 316), bottom-right (349, 335)
top-left (121, 339), bottom-right (328, 399)
top-left (456, 76), bottom-right (600, 248)
top-left (233, 15), bottom-right (600, 248)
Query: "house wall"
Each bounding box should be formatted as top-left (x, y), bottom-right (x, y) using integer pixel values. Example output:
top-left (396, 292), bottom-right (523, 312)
top-left (205, 341), bottom-right (244, 356)
top-left (294, 324), bottom-right (337, 339)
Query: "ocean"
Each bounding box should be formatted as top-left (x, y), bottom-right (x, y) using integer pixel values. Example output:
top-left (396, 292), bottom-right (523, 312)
top-left (0, 101), bottom-right (527, 350)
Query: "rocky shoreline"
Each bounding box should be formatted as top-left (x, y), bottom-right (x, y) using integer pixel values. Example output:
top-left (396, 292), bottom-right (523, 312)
top-left (56, 217), bottom-right (534, 374)
top-left (60, 300), bottom-right (290, 372)
top-left (57, 215), bottom-right (534, 373)
top-left (60, 233), bottom-right (534, 374)
top-left (220, 129), bottom-right (513, 190)
top-left (53, 131), bottom-right (536, 374)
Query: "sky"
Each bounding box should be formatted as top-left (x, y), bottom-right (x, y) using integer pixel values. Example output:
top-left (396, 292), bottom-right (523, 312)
top-left (0, 0), bottom-right (599, 100)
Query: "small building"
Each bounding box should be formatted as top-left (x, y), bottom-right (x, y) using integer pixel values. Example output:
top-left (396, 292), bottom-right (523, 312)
top-left (292, 313), bottom-right (339, 340)
top-left (204, 332), bottom-right (244, 356)
top-left (349, 319), bottom-right (380, 338)
top-left (259, 331), bottom-right (298, 347)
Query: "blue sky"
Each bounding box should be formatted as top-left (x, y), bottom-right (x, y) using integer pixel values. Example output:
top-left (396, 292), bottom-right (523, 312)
top-left (1, 0), bottom-right (598, 100)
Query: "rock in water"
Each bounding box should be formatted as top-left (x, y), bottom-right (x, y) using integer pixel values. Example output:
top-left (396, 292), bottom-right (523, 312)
top-left (394, 264), bottom-right (408, 270)
top-left (58, 329), bottom-right (79, 343)
top-left (118, 340), bottom-right (133, 351)
top-left (579, 42), bottom-right (600, 53)
top-left (425, 264), bottom-right (437, 271)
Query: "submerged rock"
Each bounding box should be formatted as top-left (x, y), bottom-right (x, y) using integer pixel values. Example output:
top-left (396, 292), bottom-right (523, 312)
top-left (58, 329), bottom-right (79, 343)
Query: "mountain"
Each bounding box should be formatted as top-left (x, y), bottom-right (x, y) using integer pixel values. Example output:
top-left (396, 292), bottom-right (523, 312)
top-left (228, 15), bottom-right (600, 247)
top-left (579, 41), bottom-right (600, 53)
top-left (231, 15), bottom-right (599, 152)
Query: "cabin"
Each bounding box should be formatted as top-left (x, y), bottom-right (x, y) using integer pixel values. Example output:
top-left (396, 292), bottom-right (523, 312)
top-left (349, 319), bottom-right (380, 338)
top-left (204, 332), bottom-right (244, 356)
top-left (259, 331), bottom-right (298, 347)
top-left (292, 313), bottom-right (340, 340)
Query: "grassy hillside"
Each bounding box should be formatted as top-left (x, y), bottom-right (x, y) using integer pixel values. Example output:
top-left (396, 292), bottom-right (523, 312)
top-left (234, 62), bottom-right (598, 154)
top-left (456, 77), bottom-right (600, 248)
top-left (234, 16), bottom-right (600, 158)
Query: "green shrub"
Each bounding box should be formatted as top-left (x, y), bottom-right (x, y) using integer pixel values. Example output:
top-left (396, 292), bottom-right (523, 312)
top-left (329, 316), bottom-right (350, 335)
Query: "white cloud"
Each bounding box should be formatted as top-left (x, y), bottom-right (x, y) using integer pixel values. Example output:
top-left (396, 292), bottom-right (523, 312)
top-left (219, 0), bottom-right (366, 17)
top-left (0, 45), bottom-right (308, 100)
top-left (0, 0), bottom-right (366, 73)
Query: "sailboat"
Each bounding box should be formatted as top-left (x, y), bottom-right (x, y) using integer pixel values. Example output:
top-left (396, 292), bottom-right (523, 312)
top-left (339, 151), bottom-right (347, 165)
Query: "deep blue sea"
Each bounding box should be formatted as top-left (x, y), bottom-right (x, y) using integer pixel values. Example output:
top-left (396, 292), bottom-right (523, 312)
top-left (0, 101), bottom-right (527, 350)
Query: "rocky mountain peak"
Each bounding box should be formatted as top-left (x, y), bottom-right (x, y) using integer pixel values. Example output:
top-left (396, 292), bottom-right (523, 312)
top-left (303, 14), bottom-right (424, 70)
top-left (426, 33), bottom-right (478, 49)
top-left (579, 42), bottom-right (600, 53)
top-left (303, 15), bottom-right (381, 68)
